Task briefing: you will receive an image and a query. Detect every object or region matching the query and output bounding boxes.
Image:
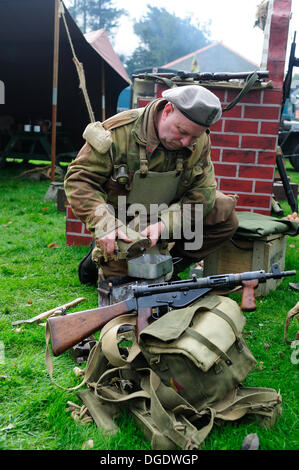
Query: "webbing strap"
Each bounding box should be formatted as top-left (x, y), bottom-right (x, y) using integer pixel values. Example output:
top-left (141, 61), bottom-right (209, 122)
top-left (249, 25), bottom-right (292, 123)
top-left (93, 366), bottom-right (151, 403)
top-left (214, 387), bottom-right (282, 421)
top-left (45, 322), bottom-right (87, 391)
top-left (223, 72), bottom-right (260, 112)
top-left (139, 146), bottom-right (148, 175)
top-left (185, 327), bottom-right (233, 366)
top-left (210, 307), bottom-right (243, 350)
top-left (148, 370), bottom-right (216, 449)
top-left (283, 301), bottom-right (299, 345)
top-left (100, 313), bottom-right (140, 367)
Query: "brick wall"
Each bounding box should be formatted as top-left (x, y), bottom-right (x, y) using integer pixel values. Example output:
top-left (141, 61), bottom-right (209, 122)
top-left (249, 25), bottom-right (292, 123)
top-left (66, 205), bottom-right (92, 246)
top-left (66, 0), bottom-right (291, 246)
top-left (208, 86), bottom-right (281, 215)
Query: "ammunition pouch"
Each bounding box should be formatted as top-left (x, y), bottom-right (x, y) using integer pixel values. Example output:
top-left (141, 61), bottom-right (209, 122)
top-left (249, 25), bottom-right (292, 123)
top-left (83, 122), bottom-right (112, 154)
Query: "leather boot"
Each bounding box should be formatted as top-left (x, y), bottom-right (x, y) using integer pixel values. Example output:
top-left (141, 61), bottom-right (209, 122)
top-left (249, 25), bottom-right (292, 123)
top-left (78, 240), bottom-right (98, 285)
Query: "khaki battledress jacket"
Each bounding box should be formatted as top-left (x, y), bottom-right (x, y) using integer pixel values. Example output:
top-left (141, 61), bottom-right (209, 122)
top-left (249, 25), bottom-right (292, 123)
top-left (64, 98), bottom-right (217, 240)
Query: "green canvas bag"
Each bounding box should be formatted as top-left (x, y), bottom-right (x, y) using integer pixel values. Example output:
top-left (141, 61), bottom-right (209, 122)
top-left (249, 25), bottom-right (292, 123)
top-left (77, 294), bottom-right (281, 450)
top-left (138, 294), bottom-right (256, 409)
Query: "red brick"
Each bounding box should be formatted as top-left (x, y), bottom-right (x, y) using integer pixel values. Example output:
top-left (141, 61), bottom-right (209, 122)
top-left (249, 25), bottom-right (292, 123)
top-left (241, 135), bottom-right (277, 150)
top-left (255, 181), bottom-right (274, 193)
top-left (210, 133), bottom-right (239, 148)
top-left (222, 149), bottom-right (255, 164)
top-left (262, 89), bottom-right (283, 105)
top-left (210, 118), bottom-right (223, 132)
top-left (267, 61), bottom-right (285, 88)
top-left (209, 89), bottom-right (226, 102)
top-left (224, 120), bottom-right (258, 134)
top-left (211, 148), bottom-right (221, 161)
top-left (66, 234), bottom-right (93, 246)
top-left (66, 206), bottom-right (76, 219)
top-left (239, 165), bottom-right (274, 180)
top-left (260, 121), bottom-right (280, 135)
top-left (268, 13), bottom-right (290, 60)
top-left (219, 179), bottom-right (253, 192)
top-left (66, 220), bottom-right (84, 234)
top-left (221, 105), bottom-right (242, 118)
top-left (213, 163), bottom-right (237, 177)
top-left (227, 89), bottom-right (262, 104)
top-left (237, 194), bottom-right (271, 208)
top-left (257, 151), bottom-right (277, 165)
top-left (244, 105), bottom-right (280, 120)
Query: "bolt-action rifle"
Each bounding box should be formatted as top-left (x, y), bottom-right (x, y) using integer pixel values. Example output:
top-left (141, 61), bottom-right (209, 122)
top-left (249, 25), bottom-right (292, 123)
top-left (132, 70), bottom-right (269, 82)
top-left (47, 263), bottom-right (295, 357)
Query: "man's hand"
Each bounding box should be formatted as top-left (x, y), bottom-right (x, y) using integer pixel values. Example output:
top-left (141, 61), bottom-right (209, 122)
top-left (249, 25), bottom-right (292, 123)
top-left (284, 212), bottom-right (299, 222)
top-left (97, 220), bottom-right (166, 257)
top-left (140, 221), bottom-right (166, 248)
top-left (96, 227), bottom-right (132, 256)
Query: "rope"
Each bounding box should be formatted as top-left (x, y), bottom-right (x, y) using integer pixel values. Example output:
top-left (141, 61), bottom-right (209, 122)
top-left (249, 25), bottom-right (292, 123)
top-left (59, 1), bottom-right (95, 123)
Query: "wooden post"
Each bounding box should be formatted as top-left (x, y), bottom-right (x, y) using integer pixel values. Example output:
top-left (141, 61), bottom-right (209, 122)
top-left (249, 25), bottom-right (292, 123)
top-left (50, 0), bottom-right (61, 182)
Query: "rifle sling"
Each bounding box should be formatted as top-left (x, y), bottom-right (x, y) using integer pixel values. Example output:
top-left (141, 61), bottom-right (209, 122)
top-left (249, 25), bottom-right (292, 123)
top-left (223, 72), bottom-right (259, 112)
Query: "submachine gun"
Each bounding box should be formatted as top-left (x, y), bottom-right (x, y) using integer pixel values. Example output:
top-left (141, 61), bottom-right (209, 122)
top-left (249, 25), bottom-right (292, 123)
top-left (47, 263), bottom-right (296, 357)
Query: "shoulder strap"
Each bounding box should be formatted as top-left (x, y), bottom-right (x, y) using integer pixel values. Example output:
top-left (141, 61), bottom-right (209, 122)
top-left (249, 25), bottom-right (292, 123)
top-left (103, 109), bottom-right (143, 131)
top-left (45, 322), bottom-right (87, 391)
top-left (223, 72), bottom-right (260, 112)
top-left (100, 313), bottom-right (141, 367)
top-left (284, 301), bottom-right (299, 345)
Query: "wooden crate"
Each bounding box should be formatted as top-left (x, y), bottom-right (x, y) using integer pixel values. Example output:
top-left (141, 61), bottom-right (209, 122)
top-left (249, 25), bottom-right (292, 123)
top-left (203, 233), bottom-right (287, 296)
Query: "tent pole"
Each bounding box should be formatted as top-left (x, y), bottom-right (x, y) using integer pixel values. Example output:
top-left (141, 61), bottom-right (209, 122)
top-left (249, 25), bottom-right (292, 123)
top-left (101, 59), bottom-right (106, 121)
top-left (50, 0), bottom-right (60, 182)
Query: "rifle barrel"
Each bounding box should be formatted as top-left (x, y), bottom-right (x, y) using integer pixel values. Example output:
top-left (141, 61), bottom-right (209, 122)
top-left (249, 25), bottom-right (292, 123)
top-left (132, 268), bottom-right (296, 297)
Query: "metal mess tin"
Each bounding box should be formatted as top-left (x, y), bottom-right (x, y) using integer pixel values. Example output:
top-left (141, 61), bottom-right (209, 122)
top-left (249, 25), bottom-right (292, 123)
top-left (128, 254), bottom-right (173, 279)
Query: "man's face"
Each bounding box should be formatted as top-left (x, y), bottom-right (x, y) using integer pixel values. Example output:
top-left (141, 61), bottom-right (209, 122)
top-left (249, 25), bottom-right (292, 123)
top-left (157, 103), bottom-right (207, 150)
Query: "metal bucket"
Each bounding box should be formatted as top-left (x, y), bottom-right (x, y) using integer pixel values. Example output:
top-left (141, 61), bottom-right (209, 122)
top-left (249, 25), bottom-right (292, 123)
top-left (128, 254), bottom-right (173, 279)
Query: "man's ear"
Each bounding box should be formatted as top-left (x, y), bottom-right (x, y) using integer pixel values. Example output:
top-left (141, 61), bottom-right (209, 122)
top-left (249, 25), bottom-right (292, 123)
top-left (162, 102), bottom-right (174, 119)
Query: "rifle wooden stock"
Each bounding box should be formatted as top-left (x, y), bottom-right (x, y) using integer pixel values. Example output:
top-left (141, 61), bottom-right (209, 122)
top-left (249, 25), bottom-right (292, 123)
top-left (241, 280), bottom-right (259, 311)
top-left (47, 298), bottom-right (137, 357)
top-left (136, 307), bottom-right (153, 338)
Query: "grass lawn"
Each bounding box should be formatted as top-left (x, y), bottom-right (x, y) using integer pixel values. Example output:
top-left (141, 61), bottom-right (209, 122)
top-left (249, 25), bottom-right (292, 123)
top-left (0, 160), bottom-right (298, 451)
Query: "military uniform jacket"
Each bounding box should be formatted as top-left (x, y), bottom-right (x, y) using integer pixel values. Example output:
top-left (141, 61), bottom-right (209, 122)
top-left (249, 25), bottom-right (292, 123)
top-left (64, 98), bottom-right (217, 239)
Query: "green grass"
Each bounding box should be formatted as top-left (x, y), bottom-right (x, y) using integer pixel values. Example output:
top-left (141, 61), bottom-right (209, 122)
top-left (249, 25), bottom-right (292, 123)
top-left (0, 161), bottom-right (298, 451)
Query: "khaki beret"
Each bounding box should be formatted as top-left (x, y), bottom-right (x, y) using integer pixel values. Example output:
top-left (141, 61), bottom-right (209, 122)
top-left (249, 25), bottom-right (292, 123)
top-left (162, 85), bottom-right (222, 127)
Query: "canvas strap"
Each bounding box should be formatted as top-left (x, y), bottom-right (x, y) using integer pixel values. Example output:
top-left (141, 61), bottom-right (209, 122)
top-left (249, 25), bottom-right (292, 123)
top-left (283, 301), bottom-right (299, 345)
top-left (223, 72), bottom-right (260, 112)
top-left (213, 386), bottom-right (282, 423)
top-left (146, 370), bottom-right (216, 450)
top-left (45, 322), bottom-right (87, 391)
top-left (100, 313), bottom-right (141, 367)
